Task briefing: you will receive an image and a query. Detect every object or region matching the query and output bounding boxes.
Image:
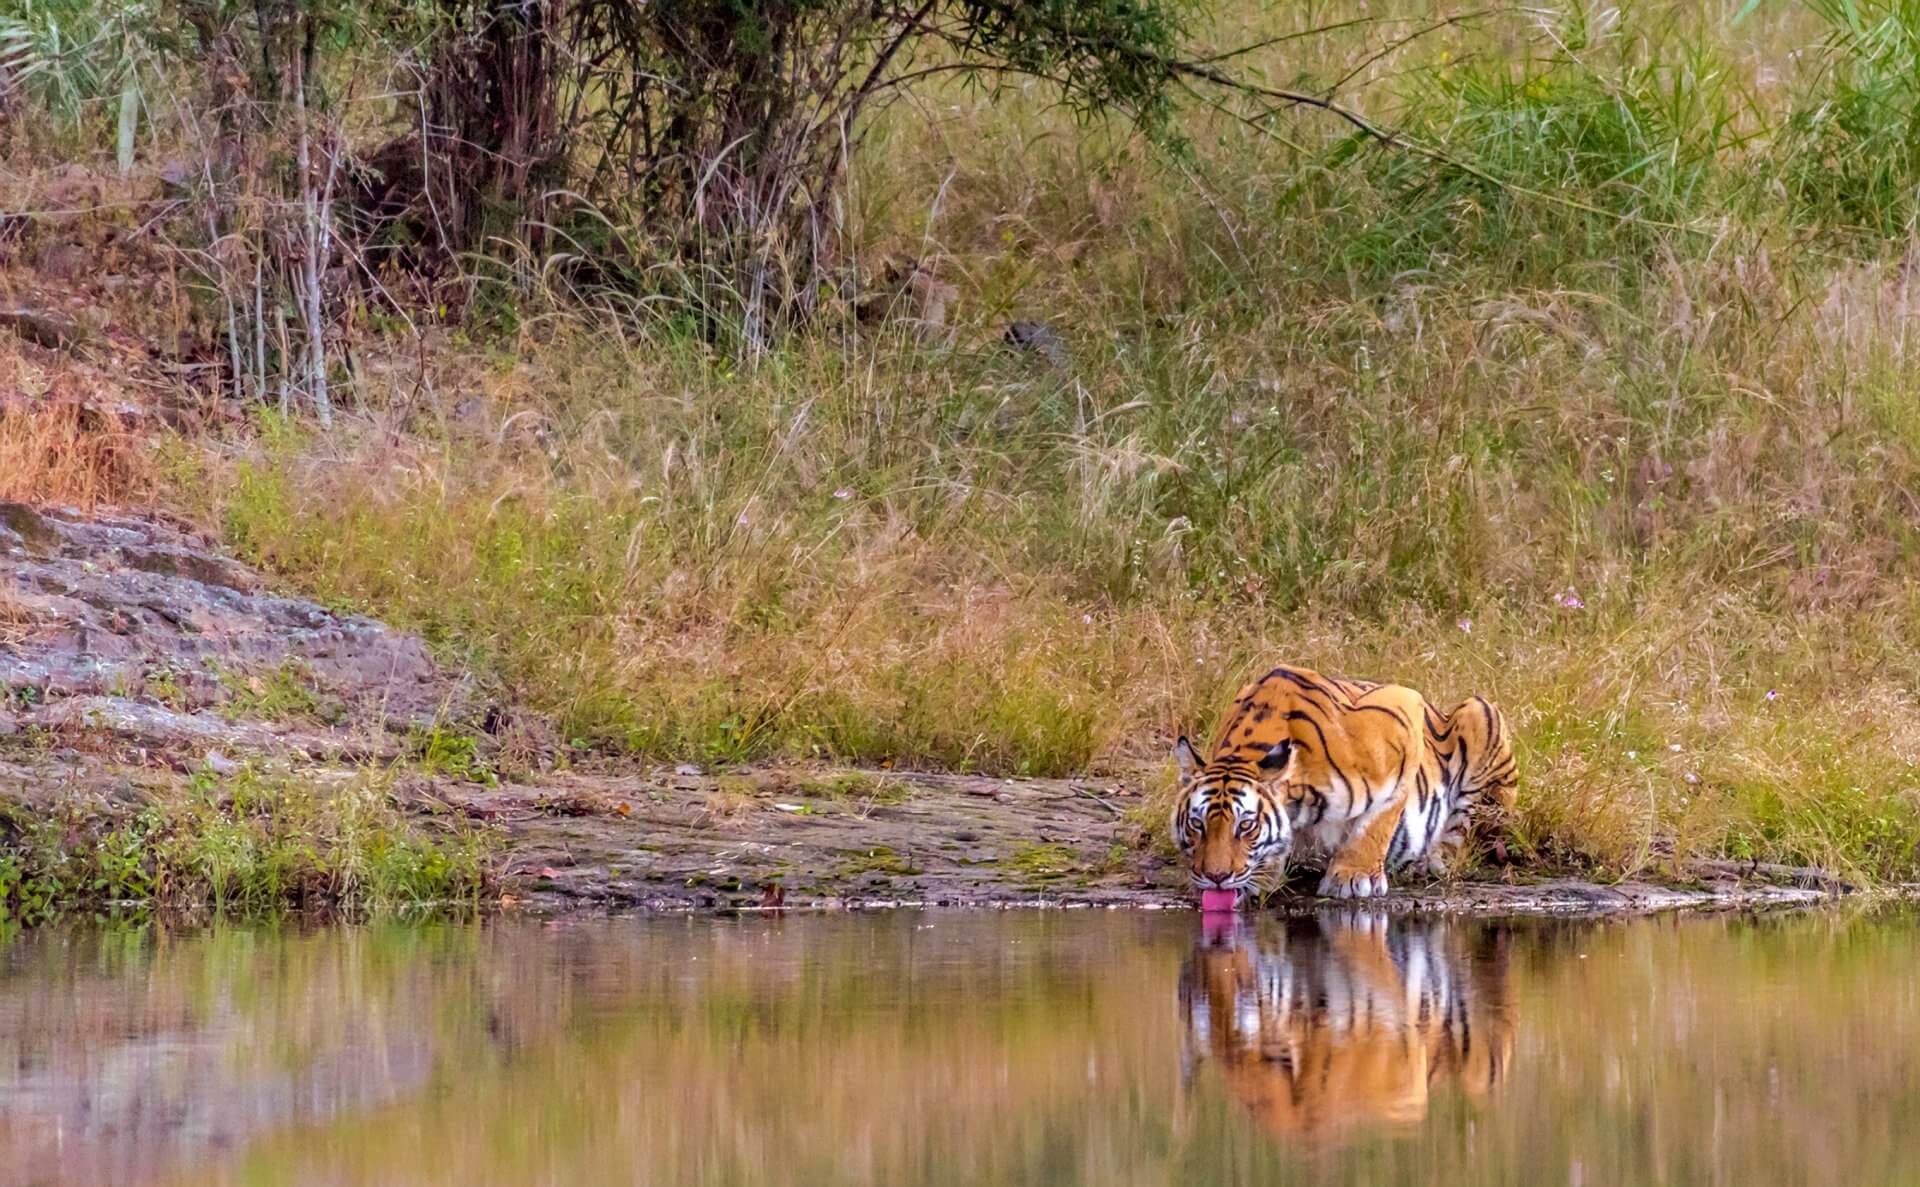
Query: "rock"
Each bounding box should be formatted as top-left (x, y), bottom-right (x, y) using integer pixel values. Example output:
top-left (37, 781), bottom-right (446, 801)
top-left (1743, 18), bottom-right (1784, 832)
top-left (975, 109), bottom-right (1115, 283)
top-left (34, 241), bottom-right (92, 283)
top-left (203, 749), bottom-right (241, 775)
top-left (1004, 320), bottom-right (1068, 370)
top-left (0, 309), bottom-right (91, 350)
top-left (0, 503), bottom-right (475, 759)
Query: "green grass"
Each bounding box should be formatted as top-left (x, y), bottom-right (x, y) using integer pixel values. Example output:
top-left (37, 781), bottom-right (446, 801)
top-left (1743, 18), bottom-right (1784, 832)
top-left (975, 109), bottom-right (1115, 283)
top-left (0, 766), bottom-right (494, 923)
top-left (218, 659), bottom-right (344, 726)
top-left (16, 0), bottom-right (1920, 886)
top-left (833, 848), bottom-right (924, 879)
top-left (998, 843), bottom-right (1083, 886)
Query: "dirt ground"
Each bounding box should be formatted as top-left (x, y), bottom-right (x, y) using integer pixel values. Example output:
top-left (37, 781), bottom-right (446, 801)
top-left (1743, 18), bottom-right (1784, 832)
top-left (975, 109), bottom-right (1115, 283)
top-left (0, 499), bottom-right (1867, 917)
top-left (409, 765), bottom-right (1850, 914)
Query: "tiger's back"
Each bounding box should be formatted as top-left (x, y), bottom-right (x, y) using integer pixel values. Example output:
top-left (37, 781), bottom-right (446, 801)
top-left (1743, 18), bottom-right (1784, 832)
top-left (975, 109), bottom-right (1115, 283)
top-left (1174, 664), bottom-right (1517, 898)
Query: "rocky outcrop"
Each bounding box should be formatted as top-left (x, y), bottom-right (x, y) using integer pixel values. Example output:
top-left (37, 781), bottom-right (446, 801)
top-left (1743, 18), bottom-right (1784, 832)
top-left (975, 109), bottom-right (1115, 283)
top-left (0, 501), bottom-right (471, 758)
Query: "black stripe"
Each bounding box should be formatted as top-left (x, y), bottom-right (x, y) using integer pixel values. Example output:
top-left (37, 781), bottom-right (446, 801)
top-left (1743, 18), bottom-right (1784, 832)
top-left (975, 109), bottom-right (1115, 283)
top-left (1285, 709), bottom-right (1359, 797)
top-left (1268, 668), bottom-right (1343, 705)
top-left (1348, 703), bottom-right (1411, 730)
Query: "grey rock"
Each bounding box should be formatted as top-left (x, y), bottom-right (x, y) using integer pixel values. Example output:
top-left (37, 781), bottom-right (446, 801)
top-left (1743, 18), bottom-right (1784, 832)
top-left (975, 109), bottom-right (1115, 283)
top-left (1003, 320), bottom-right (1068, 370)
top-left (0, 502), bottom-right (475, 758)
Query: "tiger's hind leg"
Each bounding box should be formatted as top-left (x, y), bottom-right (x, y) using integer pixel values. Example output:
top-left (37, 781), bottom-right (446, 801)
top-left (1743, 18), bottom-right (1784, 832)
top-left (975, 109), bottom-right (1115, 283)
top-left (1433, 696), bottom-right (1518, 875)
top-left (1317, 793), bottom-right (1409, 899)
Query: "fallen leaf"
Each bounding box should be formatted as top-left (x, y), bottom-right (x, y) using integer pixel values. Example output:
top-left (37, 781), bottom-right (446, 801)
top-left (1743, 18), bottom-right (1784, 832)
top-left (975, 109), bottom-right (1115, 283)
top-left (615, 801), bottom-right (632, 816)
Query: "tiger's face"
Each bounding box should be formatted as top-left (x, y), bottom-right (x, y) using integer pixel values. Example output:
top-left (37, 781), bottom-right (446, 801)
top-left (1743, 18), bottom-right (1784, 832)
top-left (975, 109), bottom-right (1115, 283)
top-left (1171, 736), bottom-right (1294, 897)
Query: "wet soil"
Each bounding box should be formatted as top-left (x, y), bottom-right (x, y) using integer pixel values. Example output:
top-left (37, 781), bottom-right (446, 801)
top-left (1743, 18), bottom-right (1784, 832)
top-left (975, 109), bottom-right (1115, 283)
top-left (416, 766), bottom-right (1853, 914)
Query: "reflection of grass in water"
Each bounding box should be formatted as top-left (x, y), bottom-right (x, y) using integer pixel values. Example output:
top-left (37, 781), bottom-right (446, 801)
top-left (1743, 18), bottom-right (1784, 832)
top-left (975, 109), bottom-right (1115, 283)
top-left (144, 911), bottom-right (1920, 1187)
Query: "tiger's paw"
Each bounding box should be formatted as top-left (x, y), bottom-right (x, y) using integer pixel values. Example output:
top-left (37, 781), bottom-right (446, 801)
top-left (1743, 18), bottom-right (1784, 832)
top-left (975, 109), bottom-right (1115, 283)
top-left (1317, 868), bottom-right (1388, 899)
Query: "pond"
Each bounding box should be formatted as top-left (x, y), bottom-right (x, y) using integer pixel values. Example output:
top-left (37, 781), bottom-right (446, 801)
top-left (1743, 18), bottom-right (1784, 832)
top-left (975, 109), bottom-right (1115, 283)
top-left (2, 906), bottom-right (1916, 1186)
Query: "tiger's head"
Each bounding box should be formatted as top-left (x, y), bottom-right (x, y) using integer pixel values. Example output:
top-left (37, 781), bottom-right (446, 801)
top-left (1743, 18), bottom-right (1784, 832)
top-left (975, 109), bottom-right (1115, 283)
top-left (1171, 735), bottom-right (1295, 898)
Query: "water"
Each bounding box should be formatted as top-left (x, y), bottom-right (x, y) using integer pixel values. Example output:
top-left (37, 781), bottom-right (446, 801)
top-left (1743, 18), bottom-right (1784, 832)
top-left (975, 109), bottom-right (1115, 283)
top-left (3, 907), bottom-right (1917, 1187)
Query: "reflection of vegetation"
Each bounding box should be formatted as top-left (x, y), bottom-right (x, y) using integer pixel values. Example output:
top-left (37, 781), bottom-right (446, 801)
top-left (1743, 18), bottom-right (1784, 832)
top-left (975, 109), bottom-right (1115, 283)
top-left (0, 911), bottom-right (1901, 1187)
top-left (0, 769), bottom-right (492, 923)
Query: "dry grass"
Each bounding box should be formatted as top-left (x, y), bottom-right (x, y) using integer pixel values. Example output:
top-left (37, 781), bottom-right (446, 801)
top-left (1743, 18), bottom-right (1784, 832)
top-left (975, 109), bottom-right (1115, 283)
top-left (0, 584), bottom-right (43, 647)
top-left (0, 397), bottom-right (153, 510)
top-left (11, 0), bottom-right (1920, 883)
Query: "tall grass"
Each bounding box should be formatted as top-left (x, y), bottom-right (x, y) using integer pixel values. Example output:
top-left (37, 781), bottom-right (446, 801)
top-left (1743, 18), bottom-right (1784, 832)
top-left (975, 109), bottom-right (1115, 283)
top-left (58, 0), bottom-right (1920, 883)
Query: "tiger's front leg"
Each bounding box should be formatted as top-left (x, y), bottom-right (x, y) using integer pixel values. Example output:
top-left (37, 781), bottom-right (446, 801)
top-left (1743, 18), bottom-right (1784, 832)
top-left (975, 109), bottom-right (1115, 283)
top-left (1317, 794), bottom-right (1409, 899)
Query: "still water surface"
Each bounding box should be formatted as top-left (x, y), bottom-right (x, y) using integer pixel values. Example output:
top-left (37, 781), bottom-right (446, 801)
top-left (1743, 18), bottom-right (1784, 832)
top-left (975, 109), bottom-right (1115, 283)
top-left (2, 907), bottom-right (1917, 1186)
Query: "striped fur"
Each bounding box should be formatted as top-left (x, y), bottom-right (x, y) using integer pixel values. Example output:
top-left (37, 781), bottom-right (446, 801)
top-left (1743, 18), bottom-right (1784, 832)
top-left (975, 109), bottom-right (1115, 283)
top-left (1171, 664), bottom-right (1517, 899)
top-left (1178, 912), bottom-right (1515, 1145)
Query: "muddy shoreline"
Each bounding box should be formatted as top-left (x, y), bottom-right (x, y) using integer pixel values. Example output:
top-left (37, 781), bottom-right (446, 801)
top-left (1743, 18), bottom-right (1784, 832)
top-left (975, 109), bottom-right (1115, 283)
top-left (0, 501), bottom-right (1884, 920)
top-left (412, 765), bottom-right (1865, 917)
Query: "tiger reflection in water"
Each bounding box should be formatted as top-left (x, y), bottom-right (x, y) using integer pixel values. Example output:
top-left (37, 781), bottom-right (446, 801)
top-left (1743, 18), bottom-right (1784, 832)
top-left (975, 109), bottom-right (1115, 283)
top-left (1177, 911), bottom-right (1515, 1147)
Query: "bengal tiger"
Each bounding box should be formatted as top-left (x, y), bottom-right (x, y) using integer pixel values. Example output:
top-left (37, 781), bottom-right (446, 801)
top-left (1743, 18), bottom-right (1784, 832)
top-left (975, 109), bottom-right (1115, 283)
top-left (1172, 664), bottom-right (1516, 900)
top-left (1177, 911), bottom-right (1515, 1146)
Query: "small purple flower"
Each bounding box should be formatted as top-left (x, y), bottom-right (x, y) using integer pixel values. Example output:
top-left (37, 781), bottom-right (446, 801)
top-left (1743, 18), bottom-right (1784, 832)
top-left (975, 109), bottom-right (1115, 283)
top-left (736, 512), bottom-right (750, 526)
top-left (1765, 689), bottom-right (1778, 702)
top-left (833, 488), bottom-right (853, 500)
top-left (1456, 618), bottom-right (1473, 634)
top-left (1557, 589), bottom-right (1586, 610)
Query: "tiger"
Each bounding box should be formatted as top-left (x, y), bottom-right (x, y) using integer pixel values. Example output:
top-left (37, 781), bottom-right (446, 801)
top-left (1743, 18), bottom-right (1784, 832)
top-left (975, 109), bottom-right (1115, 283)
top-left (1177, 911), bottom-right (1515, 1146)
top-left (1171, 663), bottom-right (1516, 900)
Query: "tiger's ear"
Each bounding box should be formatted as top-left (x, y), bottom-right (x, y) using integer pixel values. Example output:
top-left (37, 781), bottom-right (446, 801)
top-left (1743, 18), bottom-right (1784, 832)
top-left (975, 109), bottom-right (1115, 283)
top-left (1258, 738), bottom-right (1293, 773)
top-left (1173, 736), bottom-right (1202, 785)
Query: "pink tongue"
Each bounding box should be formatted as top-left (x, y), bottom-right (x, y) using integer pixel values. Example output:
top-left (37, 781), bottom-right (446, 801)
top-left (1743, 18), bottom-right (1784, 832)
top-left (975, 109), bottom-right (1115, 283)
top-left (1199, 888), bottom-right (1239, 912)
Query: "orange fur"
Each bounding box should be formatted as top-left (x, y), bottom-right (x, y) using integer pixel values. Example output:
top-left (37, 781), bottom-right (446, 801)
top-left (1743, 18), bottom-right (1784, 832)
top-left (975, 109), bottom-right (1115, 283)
top-left (1179, 914), bottom-right (1515, 1146)
top-left (1173, 664), bottom-right (1516, 899)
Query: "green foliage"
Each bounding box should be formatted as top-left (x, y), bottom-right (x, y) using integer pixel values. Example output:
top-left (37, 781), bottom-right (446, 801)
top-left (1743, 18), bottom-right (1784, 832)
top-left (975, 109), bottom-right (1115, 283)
top-left (0, 770), bottom-right (493, 922)
top-left (1316, 11), bottom-right (1748, 283)
top-left (1782, 0), bottom-right (1920, 238)
top-left (219, 659), bottom-right (344, 726)
top-left (0, 0), bottom-right (165, 124)
top-left (952, 0), bottom-right (1201, 129)
top-left (407, 726), bottom-right (496, 784)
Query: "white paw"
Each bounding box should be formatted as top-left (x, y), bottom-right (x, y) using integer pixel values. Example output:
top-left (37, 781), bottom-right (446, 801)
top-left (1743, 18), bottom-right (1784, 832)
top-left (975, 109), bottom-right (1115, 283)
top-left (1317, 869), bottom-right (1388, 899)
